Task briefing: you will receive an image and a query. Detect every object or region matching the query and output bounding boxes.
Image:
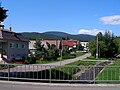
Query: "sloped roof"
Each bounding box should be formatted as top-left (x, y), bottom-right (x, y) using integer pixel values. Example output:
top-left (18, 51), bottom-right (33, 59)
top-left (63, 40), bottom-right (79, 47)
top-left (40, 40), bottom-right (61, 49)
top-left (0, 29), bottom-right (29, 42)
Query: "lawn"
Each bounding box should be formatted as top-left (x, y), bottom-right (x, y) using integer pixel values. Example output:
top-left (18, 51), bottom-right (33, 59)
top-left (86, 56), bottom-right (107, 60)
top-left (36, 52), bottom-right (85, 64)
top-left (75, 52), bottom-right (85, 57)
top-left (53, 60), bottom-right (97, 75)
top-left (96, 59), bottom-right (120, 84)
top-left (36, 58), bottom-right (61, 64)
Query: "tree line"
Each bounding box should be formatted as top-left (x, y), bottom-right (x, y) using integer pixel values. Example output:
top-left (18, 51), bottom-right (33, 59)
top-left (89, 31), bottom-right (119, 58)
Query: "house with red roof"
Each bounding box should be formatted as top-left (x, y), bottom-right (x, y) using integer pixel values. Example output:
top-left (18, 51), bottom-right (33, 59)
top-left (62, 40), bottom-right (79, 50)
top-left (29, 39), bottom-right (79, 53)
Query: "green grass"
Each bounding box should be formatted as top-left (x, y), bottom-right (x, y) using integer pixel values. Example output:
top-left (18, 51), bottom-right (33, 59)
top-left (0, 64), bottom-right (15, 70)
top-left (36, 52), bottom-right (84, 64)
top-left (75, 52), bottom-right (84, 57)
top-left (36, 58), bottom-right (62, 64)
top-left (96, 59), bottom-right (120, 84)
top-left (86, 56), bottom-right (107, 60)
top-left (53, 60), bottom-right (97, 75)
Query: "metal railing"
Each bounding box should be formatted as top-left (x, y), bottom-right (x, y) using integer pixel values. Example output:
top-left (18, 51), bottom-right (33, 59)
top-left (0, 64), bottom-right (120, 84)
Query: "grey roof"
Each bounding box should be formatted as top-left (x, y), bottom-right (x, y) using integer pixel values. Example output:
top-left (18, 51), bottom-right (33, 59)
top-left (0, 29), bottom-right (29, 42)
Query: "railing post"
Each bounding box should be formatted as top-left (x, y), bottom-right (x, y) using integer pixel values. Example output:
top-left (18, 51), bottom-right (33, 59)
top-left (8, 64), bottom-right (10, 81)
top-left (49, 66), bottom-right (52, 83)
top-left (93, 66), bottom-right (96, 84)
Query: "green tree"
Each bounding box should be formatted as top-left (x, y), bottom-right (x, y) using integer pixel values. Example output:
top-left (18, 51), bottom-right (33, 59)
top-left (77, 43), bottom-right (84, 51)
top-left (97, 32), bottom-right (103, 41)
top-left (47, 44), bottom-right (60, 60)
top-left (103, 31), bottom-right (119, 57)
top-left (0, 6), bottom-right (8, 23)
top-left (0, 4), bottom-right (8, 28)
top-left (34, 41), bottom-right (48, 60)
top-left (89, 40), bottom-right (96, 57)
top-left (89, 31), bottom-right (119, 58)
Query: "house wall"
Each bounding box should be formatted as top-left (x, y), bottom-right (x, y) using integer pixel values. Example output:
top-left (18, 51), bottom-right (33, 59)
top-left (40, 40), bottom-right (61, 49)
top-left (7, 40), bottom-right (29, 60)
top-left (80, 42), bottom-right (89, 48)
top-left (2, 42), bottom-right (8, 56)
top-left (80, 42), bottom-right (89, 51)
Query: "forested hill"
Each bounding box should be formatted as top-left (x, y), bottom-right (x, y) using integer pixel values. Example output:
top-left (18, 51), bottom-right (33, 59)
top-left (20, 31), bottom-right (95, 41)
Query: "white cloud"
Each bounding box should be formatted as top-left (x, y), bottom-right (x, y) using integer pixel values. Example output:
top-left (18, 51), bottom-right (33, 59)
top-left (100, 15), bottom-right (120, 25)
top-left (78, 29), bottom-right (106, 36)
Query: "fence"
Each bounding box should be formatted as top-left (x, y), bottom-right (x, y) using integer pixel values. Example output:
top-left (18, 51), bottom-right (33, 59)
top-left (0, 64), bottom-right (120, 84)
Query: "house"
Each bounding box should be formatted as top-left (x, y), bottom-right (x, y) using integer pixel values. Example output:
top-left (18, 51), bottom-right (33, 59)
top-left (29, 40), bottom-right (36, 54)
top-left (80, 42), bottom-right (89, 51)
top-left (63, 40), bottom-right (79, 50)
top-left (29, 40), bottom-right (79, 54)
top-left (29, 40), bottom-right (61, 54)
top-left (40, 40), bottom-right (61, 49)
top-left (0, 28), bottom-right (29, 63)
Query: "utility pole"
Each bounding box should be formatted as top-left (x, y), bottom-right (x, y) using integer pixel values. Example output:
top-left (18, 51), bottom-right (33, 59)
top-left (60, 40), bottom-right (63, 66)
top-left (96, 36), bottom-right (98, 58)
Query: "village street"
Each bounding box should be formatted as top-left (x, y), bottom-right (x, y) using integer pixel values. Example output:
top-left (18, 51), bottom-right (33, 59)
top-left (0, 82), bottom-right (119, 90)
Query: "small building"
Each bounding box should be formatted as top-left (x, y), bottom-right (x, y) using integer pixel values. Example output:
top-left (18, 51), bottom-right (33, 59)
top-left (0, 28), bottom-right (29, 63)
top-left (80, 42), bottom-right (89, 51)
top-left (29, 40), bottom-right (36, 54)
top-left (63, 40), bottom-right (79, 50)
top-left (29, 40), bottom-right (80, 54)
top-left (29, 40), bottom-right (61, 54)
top-left (40, 40), bottom-right (61, 49)
top-left (39, 39), bottom-right (80, 51)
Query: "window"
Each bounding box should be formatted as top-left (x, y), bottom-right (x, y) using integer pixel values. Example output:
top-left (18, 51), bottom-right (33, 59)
top-left (22, 44), bottom-right (25, 49)
top-left (0, 42), bottom-right (2, 49)
top-left (10, 43), bottom-right (14, 48)
top-left (16, 43), bottom-right (20, 48)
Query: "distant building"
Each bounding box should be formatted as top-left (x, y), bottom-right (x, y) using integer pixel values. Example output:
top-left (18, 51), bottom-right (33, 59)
top-left (0, 28), bottom-right (29, 63)
top-left (40, 40), bottom-right (61, 49)
top-left (29, 40), bottom-right (36, 54)
top-left (80, 42), bottom-right (89, 51)
top-left (29, 40), bottom-right (61, 54)
top-left (63, 40), bottom-right (79, 50)
top-left (29, 40), bottom-right (79, 53)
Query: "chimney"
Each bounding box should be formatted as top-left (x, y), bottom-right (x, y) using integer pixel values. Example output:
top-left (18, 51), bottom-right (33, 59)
top-left (10, 26), bottom-right (12, 31)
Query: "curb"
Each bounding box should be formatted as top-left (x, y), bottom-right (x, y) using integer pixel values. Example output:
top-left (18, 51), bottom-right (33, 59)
top-left (0, 81), bottom-right (120, 87)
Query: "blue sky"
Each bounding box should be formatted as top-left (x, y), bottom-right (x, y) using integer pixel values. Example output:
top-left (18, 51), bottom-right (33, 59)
top-left (2, 0), bottom-right (120, 36)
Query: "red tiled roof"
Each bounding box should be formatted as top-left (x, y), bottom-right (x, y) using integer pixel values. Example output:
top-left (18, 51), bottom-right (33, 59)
top-left (63, 40), bottom-right (73, 46)
top-left (63, 40), bottom-right (79, 47)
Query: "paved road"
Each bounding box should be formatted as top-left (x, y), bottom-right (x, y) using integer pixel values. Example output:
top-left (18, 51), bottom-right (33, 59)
top-left (0, 83), bottom-right (120, 90)
top-left (38, 53), bottom-right (91, 66)
top-left (1, 53), bottom-right (91, 72)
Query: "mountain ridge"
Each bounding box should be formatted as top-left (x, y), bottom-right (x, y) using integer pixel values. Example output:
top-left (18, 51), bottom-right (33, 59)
top-left (20, 31), bottom-right (95, 41)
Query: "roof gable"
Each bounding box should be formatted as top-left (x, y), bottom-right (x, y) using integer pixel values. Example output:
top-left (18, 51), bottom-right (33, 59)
top-left (0, 29), bottom-right (28, 42)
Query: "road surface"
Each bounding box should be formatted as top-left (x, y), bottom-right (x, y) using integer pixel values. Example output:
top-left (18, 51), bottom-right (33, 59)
top-left (0, 82), bottom-right (119, 90)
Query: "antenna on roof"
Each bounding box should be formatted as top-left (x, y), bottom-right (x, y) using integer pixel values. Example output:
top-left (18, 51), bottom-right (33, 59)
top-left (10, 25), bottom-right (12, 31)
top-left (10, 21), bottom-right (12, 31)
